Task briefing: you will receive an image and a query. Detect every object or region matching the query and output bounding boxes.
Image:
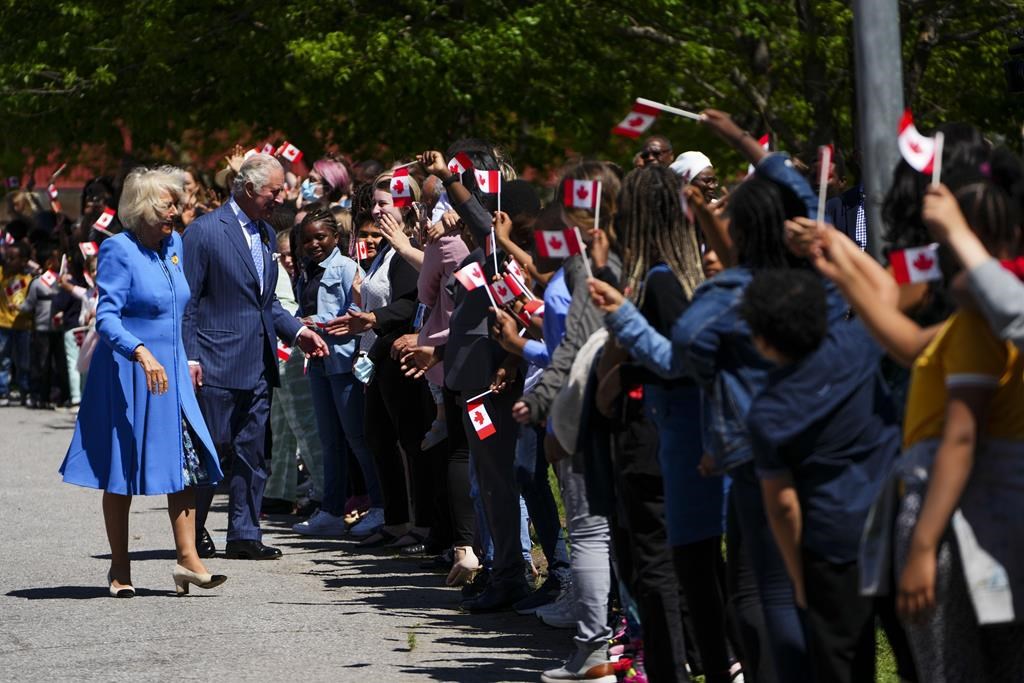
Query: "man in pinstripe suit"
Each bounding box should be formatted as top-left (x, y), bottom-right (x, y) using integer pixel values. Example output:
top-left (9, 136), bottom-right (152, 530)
top-left (182, 154), bottom-right (328, 560)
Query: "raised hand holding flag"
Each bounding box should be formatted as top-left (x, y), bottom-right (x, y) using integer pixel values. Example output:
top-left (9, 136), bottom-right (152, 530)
top-left (93, 207), bottom-right (116, 234)
top-left (448, 152), bottom-right (473, 177)
top-left (897, 110), bottom-right (936, 174)
top-left (890, 244), bottom-right (942, 285)
top-left (563, 180), bottom-right (599, 210)
top-left (612, 101), bottom-right (660, 138)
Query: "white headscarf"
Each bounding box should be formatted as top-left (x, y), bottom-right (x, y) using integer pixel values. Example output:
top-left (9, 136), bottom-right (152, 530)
top-left (669, 151), bottom-right (713, 184)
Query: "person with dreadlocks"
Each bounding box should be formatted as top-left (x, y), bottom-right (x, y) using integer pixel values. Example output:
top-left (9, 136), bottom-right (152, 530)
top-left (589, 109), bottom-right (832, 683)
top-left (599, 164), bottom-right (734, 682)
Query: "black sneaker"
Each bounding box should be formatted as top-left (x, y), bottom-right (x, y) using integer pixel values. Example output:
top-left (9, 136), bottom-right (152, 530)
top-left (461, 566), bottom-right (491, 599)
top-left (513, 573), bottom-right (564, 615)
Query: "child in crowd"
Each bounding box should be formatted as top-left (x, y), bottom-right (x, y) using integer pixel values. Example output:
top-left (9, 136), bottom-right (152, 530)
top-left (20, 245), bottom-right (68, 408)
top-left (0, 241), bottom-right (33, 406)
top-left (741, 269), bottom-right (900, 683)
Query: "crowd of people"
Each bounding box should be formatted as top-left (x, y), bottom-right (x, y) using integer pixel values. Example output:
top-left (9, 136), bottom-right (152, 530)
top-left (3, 108), bottom-right (1023, 683)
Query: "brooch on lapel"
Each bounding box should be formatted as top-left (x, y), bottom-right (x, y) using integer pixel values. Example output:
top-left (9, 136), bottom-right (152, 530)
top-left (171, 254), bottom-right (180, 266)
top-left (272, 253), bottom-right (280, 262)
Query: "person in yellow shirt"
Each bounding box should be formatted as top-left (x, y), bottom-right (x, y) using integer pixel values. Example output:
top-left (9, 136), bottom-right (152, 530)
top-left (0, 241), bottom-right (33, 405)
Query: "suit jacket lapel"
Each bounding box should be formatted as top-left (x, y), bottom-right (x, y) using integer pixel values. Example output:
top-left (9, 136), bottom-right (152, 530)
top-left (221, 209), bottom-right (261, 288)
top-left (260, 222), bottom-right (275, 303)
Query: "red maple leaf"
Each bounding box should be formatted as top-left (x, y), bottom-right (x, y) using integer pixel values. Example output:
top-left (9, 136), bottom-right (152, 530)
top-left (472, 410), bottom-right (484, 425)
top-left (393, 179), bottom-right (405, 193)
top-left (629, 116), bottom-right (644, 128)
top-left (576, 186), bottom-right (588, 200)
top-left (549, 236), bottom-right (563, 250)
top-left (908, 141), bottom-right (921, 154)
top-left (912, 252), bottom-right (935, 272)
top-left (496, 285), bottom-right (507, 297)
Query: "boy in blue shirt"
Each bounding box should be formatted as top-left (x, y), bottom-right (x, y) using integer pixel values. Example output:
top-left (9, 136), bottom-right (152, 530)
top-left (740, 269), bottom-right (901, 683)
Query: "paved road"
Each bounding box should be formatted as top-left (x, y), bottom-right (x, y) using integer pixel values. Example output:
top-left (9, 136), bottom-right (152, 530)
top-left (0, 406), bottom-right (565, 682)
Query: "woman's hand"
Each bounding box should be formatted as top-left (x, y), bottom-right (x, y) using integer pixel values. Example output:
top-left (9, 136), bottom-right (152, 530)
top-left (700, 109), bottom-right (745, 144)
top-left (588, 277), bottom-right (625, 314)
top-left (391, 333), bottom-right (419, 360)
top-left (590, 229), bottom-right (610, 270)
top-left (784, 216), bottom-right (825, 260)
top-left (351, 271), bottom-right (363, 308)
top-left (324, 311), bottom-right (375, 336)
top-left (379, 212), bottom-right (413, 253)
top-left (494, 211), bottom-right (513, 241)
top-left (512, 400), bottom-right (531, 425)
top-left (490, 307), bottom-right (526, 355)
top-left (898, 544), bottom-right (937, 621)
top-left (921, 184), bottom-right (969, 244)
top-left (419, 151), bottom-right (451, 180)
top-left (134, 345), bottom-right (168, 395)
top-left (400, 345), bottom-right (438, 378)
top-left (225, 144), bottom-right (246, 174)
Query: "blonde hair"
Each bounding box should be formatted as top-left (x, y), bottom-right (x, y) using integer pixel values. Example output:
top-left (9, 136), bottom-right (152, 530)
top-left (118, 166), bottom-right (185, 233)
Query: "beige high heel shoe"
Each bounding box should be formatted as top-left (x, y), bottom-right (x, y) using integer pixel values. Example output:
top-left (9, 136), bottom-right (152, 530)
top-left (446, 546), bottom-right (481, 587)
top-left (108, 571), bottom-right (135, 599)
top-left (172, 564), bottom-right (227, 596)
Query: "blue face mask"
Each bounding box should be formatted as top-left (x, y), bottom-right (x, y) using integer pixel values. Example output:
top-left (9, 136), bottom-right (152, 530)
top-left (300, 178), bottom-right (320, 202)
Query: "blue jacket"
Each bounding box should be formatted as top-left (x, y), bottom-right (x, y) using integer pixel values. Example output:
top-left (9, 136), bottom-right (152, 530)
top-left (302, 247), bottom-right (361, 375)
top-left (60, 232), bottom-right (223, 495)
top-left (181, 202), bottom-right (302, 390)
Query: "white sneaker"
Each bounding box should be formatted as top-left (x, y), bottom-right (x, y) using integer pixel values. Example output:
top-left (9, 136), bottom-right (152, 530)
top-left (536, 584), bottom-right (577, 629)
top-left (291, 510), bottom-right (347, 537)
top-left (348, 507), bottom-right (385, 538)
top-left (541, 645), bottom-right (616, 682)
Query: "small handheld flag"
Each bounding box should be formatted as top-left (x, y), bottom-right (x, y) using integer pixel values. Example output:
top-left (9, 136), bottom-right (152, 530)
top-left (276, 142), bottom-right (303, 163)
top-left (563, 179), bottom-right (600, 210)
top-left (79, 241), bottom-right (99, 258)
top-left (467, 401), bottom-right (497, 440)
top-left (448, 152), bottom-right (473, 177)
top-left (897, 110), bottom-right (936, 174)
top-left (93, 207), bottom-right (116, 232)
top-left (612, 102), bottom-right (660, 138)
top-left (890, 244), bottom-right (942, 285)
top-left (390, 167), bottom-right (413, 208)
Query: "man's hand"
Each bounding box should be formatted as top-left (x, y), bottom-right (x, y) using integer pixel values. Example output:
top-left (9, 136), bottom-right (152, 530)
top-left (490, 307), bottom-right (525, 355)
top-left (400, 345), bottom-right (438, 378)
top-left (189, 363), bottom-right (203, 390)
top-left (700, 109), bottom-right (745, 143)
top-left (590, 228), bottom-right (610, 270)
top-left (325, 310), bottom-right (375, 336)
top-left (296, 327), bottom-right (329, 358)
top-left (898, 544), bottom-right (937, 622)
top-left (419, 151), bottom-right (452, 180)
top-left (588, 277), bottom-right (625, 315)
top-left (512, 400), bottom-right (532, 425)
top-left (391, 333), bottom-right (419, 360)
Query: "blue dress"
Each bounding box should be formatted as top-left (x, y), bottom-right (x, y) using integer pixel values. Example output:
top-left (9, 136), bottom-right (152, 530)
top-left (60, 231), bottom-right (223, 495)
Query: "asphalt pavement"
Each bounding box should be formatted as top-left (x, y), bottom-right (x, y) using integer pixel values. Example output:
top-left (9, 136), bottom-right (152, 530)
top-left (0, 405), bottom-right (565, 682)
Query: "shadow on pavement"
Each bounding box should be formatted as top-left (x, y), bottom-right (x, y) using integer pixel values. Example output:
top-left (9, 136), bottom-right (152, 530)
top-left (6, 586), bottom-right (179, 599)
top-left (91, 549), bottom-right (178, 561)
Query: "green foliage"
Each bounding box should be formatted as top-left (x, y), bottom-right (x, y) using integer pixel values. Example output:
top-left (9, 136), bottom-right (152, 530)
top-left (0, 0), bottom-right (1021, 177)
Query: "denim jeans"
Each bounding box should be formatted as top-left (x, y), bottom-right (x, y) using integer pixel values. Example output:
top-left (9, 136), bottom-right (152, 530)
top-left (729, 462), bottom-right (810, 682)
top-left (0, 328), bottom-right (30, 397)
top-left (308, 369), bottom-right (380, 516)
top-left (63, 329), bottom-right (82, 404)
top-left (515, 425), bottom-right (571, 583)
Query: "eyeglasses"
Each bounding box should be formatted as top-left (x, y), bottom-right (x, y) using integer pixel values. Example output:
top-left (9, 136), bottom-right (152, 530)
top-left (639, 148), bottom-right (670, 160)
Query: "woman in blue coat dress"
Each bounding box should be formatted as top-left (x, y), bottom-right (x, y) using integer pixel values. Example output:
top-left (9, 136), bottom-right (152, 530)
top-left (60, 167), bottom-right (227, 597)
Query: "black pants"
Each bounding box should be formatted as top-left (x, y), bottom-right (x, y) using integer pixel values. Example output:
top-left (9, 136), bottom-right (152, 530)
top-left (30, 330), bottom-right (67, 405)
top-left (673, 537), bottom-right (733, 683)
top-left (610, 407), bottom-right (689, 683)
top-left (443, 387), bottom-right (474, 547)
top-left (364, 355), bottom-right (435, 527)
top-left (801, 550), bottom-right (876, 683)
top-left (460, 380), bottom-right (525, 585)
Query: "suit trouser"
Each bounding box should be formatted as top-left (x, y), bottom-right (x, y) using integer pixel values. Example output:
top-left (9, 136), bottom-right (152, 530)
top-left (459, 383), bottom-right (526, 586)
top-left (195, 375), bottom-right (271, 542)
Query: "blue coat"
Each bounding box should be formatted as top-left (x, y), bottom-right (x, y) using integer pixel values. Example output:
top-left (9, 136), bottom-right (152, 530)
top-left (181, 201), bottom-right (302, 390)
top-left (60, 232), bottom-right (223, 495)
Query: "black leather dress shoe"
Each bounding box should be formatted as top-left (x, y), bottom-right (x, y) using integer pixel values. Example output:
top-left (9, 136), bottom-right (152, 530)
top-left (196, 528), bottom-right (216, 559)
top-left (459, 580), bottom-right (531, 613)
top-left (224, 540), bottom-right (282, 560)
top-left (261, 497), bottom-right (294, 515)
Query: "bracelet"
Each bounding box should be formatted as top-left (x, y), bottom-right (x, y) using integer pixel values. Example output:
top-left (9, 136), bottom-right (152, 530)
top-left (441, 174), bottom-right (459, 189)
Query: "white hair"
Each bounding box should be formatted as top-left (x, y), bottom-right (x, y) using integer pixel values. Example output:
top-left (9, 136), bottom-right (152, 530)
top-left (232, 153), bottom-right (283, 196)
top-left (118, 166), bottom-right (185, 233)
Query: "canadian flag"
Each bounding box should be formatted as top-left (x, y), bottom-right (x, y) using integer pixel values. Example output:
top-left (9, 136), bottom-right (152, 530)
top-left (93, 207), bottom-right (116, 230)
top-left (40, 270), bottom-right (58, 288)
top-left (897, 110), bottom-right (935, 174)
top-left (2, 232), bottom-right (13, 245)
top-left (79, 241), bottom-right (99, 258)
top-left (47, 184), bottom-right (59, 200)
top-left (506, 258), bottom-right (525, 282)
top-left (475, 169), bottom-right (500, 194)
top-left (517, 299), bottom-right (545, 325)
top-left (489, 279), bottom-right (517, 306)
top-left (356, 240), bottom-right (369, 260)
top-left (467, 401), bottom-right (496, 440)
top-left (276, 341), bottom-right (292, 362)
top-left (260, 143), bottom-right (275, 155)
top-left (612, 101), bottom-right (660, 138)
top-left (454, 261), bottom-right (487, 291)
top-left (746, 134), bottom-right (771, 176)
top-left (390, 167), bottom-right (413, 208)
top-left (503, 273), bottom-right (524, 298)
top-left (564, 179), bottom-right (599, 210)
top-left (5, 176), bottom-right (19, 189)
top-left (277, 141), bottom-right (303, 163)
top-left (448, 152), bottom-right (473, 176)
top-left (5, 279), bottom-right (24, 297)
top-left (890, 244), bottom-right (942, 285)
top-left (534, 228), bottom-right (584, 259)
